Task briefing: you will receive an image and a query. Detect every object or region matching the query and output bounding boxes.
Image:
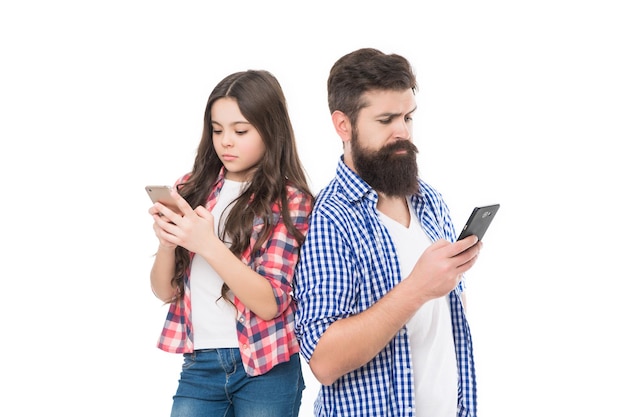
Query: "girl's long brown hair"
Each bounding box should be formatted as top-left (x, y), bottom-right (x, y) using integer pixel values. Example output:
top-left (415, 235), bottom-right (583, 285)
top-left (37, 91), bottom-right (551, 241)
top-left (170, 70), bottom-right (313, 303)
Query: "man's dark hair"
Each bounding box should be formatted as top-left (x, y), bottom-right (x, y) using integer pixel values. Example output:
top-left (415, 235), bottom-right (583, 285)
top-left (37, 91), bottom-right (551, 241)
top-left (327, 48), bottom-right (418, 126)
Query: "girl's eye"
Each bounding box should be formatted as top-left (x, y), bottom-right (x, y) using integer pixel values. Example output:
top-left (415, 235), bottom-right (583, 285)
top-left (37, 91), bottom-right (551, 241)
top-left (236, 130), bottom-right (247, 135)
top-left (213, 129), bottom-right (222, 134)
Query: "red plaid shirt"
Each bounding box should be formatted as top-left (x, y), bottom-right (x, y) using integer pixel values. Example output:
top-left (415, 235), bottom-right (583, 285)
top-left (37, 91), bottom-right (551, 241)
top-left (157, 170), bottom-right (313, 376)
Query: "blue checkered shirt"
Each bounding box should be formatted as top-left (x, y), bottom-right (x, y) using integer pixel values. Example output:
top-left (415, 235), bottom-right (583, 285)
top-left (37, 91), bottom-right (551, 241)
top-left (294, 157), bottom-right (477, 417)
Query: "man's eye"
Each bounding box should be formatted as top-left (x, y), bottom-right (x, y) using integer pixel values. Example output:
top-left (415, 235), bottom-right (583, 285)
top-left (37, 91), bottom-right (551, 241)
top-left (379, 119), bottom-right (392, 125)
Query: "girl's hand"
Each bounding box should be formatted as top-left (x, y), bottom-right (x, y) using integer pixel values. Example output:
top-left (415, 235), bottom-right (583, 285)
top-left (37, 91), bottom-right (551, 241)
top-left (149, 202), bottom-right (178, 249)
top-left (150, 189), bottom-right (218, 255)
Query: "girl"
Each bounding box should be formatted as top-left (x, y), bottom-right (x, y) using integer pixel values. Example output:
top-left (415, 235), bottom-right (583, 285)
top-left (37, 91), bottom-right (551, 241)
top-left (148, 70), bottom-right (314, 417)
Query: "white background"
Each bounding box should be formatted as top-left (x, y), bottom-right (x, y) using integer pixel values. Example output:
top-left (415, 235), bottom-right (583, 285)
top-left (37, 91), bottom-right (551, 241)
top-left (1, 1), bottom-right (624, 416)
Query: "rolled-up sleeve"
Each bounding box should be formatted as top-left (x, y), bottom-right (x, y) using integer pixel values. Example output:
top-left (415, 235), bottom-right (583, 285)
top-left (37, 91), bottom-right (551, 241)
top-left (252, 186), bottom-right (313, 317)
top-left (294, 207), bottom-right (356, 361)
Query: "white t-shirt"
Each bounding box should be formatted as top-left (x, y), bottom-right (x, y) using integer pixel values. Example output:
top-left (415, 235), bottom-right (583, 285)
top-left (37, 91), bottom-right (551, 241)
top-left (378, 201), bottom-right (458, 417)
top-left (190, 179), bottom-right (247, 349)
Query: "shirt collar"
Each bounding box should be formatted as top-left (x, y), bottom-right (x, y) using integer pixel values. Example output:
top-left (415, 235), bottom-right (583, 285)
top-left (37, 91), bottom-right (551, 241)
top-left (335, 155), bottom-right (378, 205)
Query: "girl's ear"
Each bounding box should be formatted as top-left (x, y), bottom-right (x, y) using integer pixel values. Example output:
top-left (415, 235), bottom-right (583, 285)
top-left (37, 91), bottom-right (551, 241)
top-left (331, 110), bottom-right (352, 145)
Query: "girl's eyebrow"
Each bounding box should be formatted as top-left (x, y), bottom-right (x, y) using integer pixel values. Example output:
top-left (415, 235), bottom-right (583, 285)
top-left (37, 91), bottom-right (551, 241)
top-left (211, 120), bottom-right (251, 126)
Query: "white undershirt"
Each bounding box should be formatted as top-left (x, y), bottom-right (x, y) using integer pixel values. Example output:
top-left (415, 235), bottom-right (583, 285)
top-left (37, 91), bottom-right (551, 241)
top-left (378, 201), bottom-right (458, 417)
top-left (190, 179), bottom-right (247, 349)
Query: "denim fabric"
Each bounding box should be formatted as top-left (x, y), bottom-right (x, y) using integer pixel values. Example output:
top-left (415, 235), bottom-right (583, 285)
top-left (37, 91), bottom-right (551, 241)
top-left (170, 348), bottom-right (305, 417)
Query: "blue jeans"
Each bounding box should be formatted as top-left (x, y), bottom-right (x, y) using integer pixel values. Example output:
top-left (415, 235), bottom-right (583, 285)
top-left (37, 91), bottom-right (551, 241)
top-left (170, 348), bottom-right (305, 417)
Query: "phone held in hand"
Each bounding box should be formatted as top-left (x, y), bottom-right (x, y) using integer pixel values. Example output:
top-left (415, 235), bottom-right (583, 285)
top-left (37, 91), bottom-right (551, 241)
top-left (145, 185), bottom-right (179, 214)
top-left (457, 204), bottom-right (500, 241)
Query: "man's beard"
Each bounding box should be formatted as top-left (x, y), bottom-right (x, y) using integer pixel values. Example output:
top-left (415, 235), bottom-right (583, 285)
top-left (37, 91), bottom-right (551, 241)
top-left (351, 132), bottom-right (419, 197)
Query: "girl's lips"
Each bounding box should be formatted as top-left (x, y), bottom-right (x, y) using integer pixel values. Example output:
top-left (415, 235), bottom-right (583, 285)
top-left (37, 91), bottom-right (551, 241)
top-left (221, 154), bottom-right (237, 161)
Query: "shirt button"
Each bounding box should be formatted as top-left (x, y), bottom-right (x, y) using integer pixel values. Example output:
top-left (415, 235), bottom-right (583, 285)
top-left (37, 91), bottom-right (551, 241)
top-left (239, 316), bottom-right (245, 323)
top-left (242, 344), bottom-right (249, 350)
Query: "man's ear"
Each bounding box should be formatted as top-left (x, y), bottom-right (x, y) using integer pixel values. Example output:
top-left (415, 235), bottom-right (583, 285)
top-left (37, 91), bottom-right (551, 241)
top-left (331, 110), bottom-right (352, 144)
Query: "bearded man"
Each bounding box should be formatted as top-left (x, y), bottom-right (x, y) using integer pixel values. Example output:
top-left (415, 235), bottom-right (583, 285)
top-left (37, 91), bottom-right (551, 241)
top-left (294, 48), bottom-right (484, 417)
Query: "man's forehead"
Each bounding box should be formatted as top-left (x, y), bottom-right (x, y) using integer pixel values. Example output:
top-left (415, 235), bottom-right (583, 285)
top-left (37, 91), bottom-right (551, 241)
top-left (361, 89), bottom-right (416, 115)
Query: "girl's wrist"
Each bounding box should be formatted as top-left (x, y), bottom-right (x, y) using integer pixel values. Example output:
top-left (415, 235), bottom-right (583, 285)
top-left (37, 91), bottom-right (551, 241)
top-left (158, 243), bottom-right (177, 253)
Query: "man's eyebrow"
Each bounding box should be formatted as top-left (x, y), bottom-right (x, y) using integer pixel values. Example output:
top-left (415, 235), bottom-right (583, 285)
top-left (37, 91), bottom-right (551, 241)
top-left (376, 106), bottom-right (418, 118)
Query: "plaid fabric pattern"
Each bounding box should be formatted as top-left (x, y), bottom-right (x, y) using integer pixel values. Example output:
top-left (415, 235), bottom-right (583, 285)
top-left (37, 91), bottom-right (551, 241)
top-left (294, 157), bottom-right (477, 416)
top-left (157, 169), bottom-right (313, 376)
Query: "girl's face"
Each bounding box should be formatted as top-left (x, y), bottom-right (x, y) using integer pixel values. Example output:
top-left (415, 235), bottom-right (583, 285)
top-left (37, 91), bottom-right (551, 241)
top-left (211, 97), bottom-right (266, 182)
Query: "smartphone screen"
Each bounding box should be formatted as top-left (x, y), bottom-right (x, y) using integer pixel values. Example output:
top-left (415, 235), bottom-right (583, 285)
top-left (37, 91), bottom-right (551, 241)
top-left (457, 204), bottom-right (500, 241)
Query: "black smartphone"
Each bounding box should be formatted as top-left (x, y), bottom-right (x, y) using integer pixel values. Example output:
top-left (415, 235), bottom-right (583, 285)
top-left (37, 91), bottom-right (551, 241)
top-left (457, 204), bottom-right (500, 241)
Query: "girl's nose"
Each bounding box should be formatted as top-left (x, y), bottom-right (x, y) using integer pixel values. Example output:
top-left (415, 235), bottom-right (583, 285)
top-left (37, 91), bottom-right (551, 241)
top-left (221, 131), bottom-right (234, 147)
